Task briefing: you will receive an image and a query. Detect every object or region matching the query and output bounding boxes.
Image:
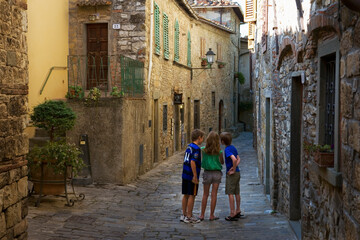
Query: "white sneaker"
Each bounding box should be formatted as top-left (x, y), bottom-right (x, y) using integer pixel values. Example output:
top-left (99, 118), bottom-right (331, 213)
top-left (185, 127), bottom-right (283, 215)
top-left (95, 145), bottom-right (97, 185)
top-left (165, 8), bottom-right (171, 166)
top-left (180, 215), bottom-right (185, 222)
top-left (184, 216), bottom-right (201, 223)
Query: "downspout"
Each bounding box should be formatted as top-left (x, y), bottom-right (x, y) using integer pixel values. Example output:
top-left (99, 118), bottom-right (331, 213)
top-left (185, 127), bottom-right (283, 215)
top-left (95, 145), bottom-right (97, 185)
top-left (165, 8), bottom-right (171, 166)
top-left (148, 0), bottom-right (154, 94)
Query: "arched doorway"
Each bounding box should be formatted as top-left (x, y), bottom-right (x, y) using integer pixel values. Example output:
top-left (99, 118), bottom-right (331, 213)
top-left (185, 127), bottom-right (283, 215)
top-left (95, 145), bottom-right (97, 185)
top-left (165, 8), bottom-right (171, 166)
top-left (218, 100), bottom-right (224, 132)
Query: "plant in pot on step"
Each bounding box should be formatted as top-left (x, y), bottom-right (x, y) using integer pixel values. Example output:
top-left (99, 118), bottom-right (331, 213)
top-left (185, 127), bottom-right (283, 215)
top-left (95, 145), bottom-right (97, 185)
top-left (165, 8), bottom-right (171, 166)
top-left (304, 141), bottom-right (334, 168)
top-left (27, 100), bottom-right (85, 198)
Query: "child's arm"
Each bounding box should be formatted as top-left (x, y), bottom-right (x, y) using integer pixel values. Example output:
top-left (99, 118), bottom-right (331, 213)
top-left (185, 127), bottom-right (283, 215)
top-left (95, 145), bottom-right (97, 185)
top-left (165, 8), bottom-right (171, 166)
top-left (219, 153), bottom-right (224, 164)
top-left (228, 155), bottom-right (237, 175)
top-left (236, 155), bottom-right (241, 166)
top-left (190, 160), bottom-right (199, 184)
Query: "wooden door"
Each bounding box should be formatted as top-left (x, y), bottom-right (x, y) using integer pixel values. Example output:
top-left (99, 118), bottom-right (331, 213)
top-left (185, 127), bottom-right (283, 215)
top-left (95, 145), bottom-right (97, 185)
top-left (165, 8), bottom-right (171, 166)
top-left (87, 23), bottom-right (108, 90)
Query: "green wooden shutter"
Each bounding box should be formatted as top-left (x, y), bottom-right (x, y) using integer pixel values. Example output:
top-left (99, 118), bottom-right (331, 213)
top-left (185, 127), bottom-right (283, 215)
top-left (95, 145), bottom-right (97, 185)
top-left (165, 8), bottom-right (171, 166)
top-left (174, 20), bottom-right (179, 62)
top-left (163, 13), bottom-right (169, 59)
top-left (154, 2), bottom-right (160, 55)
top-left (187, 31), bottom-right (191, 67)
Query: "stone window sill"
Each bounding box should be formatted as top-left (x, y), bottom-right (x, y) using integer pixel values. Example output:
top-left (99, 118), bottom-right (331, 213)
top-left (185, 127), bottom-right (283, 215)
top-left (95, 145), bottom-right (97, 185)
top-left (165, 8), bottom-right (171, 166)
top-left (311, 162), bottom-right (342, 187)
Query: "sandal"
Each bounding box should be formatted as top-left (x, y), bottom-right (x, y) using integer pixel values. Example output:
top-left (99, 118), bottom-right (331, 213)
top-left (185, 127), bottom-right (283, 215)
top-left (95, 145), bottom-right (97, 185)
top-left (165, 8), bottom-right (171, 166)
top-left (209, 216), bottom-right (219, 221)
top-left (234, 212), bottom-right (244, 218)
top-left (225, 216), bottom-right (238, 221)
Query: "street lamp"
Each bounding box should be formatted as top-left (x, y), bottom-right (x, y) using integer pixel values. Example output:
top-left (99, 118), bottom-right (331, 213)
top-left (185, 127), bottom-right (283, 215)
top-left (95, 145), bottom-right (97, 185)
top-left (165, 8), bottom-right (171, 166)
top-left (205, 48), bottom-right (216, 67)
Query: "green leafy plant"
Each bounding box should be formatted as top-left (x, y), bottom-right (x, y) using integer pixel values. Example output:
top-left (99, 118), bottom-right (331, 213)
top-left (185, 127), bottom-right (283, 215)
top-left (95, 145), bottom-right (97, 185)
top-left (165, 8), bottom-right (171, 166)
top-left (235, 72), bottom-right (245, 85)
top-left (66, 86), bottom-right (84, 99)
top-left (304, 142), bottom-right (333, 154)
top-left (28, 141), bottom-right (85, 176)
top-left (31, 100), bottom-right (76, 141)
top-left (110, 86), bottom-right (124, 97)
top-left (28, 100), bottom-right (84, 177)
top-left (87, 87), bottom-right (101, 102)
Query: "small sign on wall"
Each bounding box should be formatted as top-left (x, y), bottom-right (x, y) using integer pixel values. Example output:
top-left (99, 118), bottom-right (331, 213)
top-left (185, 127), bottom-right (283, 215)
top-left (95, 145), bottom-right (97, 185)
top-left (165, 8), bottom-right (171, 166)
top-left (112, 24), bottom-right (121, 29)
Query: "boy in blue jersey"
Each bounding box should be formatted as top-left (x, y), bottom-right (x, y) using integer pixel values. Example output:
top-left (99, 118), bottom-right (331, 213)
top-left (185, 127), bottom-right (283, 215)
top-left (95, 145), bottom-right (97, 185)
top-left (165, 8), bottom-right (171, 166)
top-left (181, 129), bottom-right (205, 224)
top-left (220, 132), bottom-right (243, 221)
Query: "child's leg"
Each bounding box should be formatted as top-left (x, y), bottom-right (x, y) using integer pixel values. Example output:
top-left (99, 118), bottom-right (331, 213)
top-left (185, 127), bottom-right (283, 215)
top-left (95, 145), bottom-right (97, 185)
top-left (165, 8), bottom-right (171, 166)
top-left (228, 194), bottom-right (235, 217)
top-left (235, 194), bottom-right (241, 214)
top-left (182, 195), bottom-right (189, 216)
top-left (186, 195), bottom-right (195, 218)
top-left (200, 184), bottom-right (210, 219)
top-left (210, 183), bottom-right (220, 219)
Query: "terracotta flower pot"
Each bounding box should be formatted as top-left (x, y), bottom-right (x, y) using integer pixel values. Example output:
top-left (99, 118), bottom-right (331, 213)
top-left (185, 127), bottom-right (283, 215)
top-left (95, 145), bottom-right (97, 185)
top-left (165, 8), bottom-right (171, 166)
top-left (30, 162), bottom-right (66, 195)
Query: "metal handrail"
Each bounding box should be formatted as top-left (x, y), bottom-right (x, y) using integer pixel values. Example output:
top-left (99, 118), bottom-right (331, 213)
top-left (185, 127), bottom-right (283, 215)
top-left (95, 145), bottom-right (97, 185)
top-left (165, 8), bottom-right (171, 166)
top-left (39, 66), bottom-right (67, 95)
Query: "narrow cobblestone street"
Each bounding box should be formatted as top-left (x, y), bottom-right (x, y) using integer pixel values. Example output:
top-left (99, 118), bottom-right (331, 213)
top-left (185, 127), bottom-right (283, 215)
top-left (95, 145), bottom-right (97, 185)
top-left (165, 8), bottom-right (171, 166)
top-left (28, 132), bottom-right (296, 240)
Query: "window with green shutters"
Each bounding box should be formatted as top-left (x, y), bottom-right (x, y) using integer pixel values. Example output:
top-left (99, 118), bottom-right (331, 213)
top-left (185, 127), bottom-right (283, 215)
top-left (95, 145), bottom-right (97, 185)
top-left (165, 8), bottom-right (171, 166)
top-left (154, 2), bottom-right (160, 55)
top-left (174, 20), bottom-right (179, 62)
top-left (163, 13), bottom-right (169, 59)
top-left (187, 31), bottom-right (191, 67)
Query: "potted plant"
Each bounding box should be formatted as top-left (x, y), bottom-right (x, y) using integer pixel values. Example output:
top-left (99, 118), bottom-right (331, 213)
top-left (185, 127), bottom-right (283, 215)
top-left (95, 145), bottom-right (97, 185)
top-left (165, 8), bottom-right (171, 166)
top-left (304, 142), bottom-right (334, 167)
top-left (66, 86), bottom-right (84, 99)
top-left (235, 72), bottom-right (245, 85)
top-left (201, 58), bottom-right (208, 67)
top-left (28, 100), bottom-right (85, 196)
top-left (110, 86), bottom-right (124, 97)
top-left (86, 87), bottom-right (101, 102)
top-left (217, 61), bottom-right (226, 68)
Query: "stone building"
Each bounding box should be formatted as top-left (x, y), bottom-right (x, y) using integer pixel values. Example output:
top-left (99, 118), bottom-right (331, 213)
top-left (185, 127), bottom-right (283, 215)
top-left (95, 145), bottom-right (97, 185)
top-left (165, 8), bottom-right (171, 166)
top-left (0, 0), bottom-right (29, 239)
top-left (66, 0), bottom-right (243, 184)
top-left (251, 0), bottom-right (360, 238)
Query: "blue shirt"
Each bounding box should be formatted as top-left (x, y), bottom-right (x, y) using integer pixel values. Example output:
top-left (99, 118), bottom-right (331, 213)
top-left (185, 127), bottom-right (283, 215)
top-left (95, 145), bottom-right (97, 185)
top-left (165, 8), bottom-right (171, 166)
top-left (182, 143), bottom-right (201, 181)
top-left (224, 145), bottom-right (240, 173)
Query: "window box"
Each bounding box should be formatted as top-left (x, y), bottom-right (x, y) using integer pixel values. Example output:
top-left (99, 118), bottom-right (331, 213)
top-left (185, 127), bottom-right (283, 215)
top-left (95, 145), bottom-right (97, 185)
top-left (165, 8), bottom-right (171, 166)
top-left (314, 151), bottom-right (334, 168)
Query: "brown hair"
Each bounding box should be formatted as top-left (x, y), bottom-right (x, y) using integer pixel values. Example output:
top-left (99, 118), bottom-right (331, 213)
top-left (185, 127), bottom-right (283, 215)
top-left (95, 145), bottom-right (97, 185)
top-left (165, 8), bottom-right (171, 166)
top-left (191, 129), bottom-right (205, 142)
top-left (204, 131), bottom-right (221, 155)
top-left (220, 132), bottom-right (232, 146)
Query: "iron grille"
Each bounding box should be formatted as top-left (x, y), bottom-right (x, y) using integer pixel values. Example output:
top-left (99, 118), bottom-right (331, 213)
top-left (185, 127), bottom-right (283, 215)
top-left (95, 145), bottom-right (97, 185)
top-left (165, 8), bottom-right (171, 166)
top-left (324, 59), bottom-right (335, 146)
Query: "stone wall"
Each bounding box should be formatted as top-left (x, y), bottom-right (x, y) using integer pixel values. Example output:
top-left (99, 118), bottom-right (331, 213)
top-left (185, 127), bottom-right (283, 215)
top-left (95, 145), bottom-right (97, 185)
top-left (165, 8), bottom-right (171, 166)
top-left (0, 0), bottom-right (29, 239)
top-left (254, 0), bottom-right (360, 238)
top-left (67, 98), bottom-right (150, 184)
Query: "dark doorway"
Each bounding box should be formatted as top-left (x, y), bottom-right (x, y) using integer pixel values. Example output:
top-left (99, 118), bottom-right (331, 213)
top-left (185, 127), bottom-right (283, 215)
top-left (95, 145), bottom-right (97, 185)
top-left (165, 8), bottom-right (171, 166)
top-left (265, 98), bottom-right (271, 194)
top-left (219, 100), bottom-right (224, 132)
top-left (153, 99), bottom-right (159, 162)
top-left (174, 105), bottom-right (180, 151)
top-left (86, 23), bottom-right (108, 90)
top-left (194, 100), bottom-right (200, 129)
top-left (187, 97), bottom-right (191, 143)
top-left (290, 76), bottom-right (303, 221)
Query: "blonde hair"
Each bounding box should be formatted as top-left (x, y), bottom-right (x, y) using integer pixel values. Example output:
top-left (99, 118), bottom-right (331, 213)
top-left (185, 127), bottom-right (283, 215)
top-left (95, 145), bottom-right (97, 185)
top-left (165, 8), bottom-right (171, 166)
top-left (204, 131), bottom-right (221, 155)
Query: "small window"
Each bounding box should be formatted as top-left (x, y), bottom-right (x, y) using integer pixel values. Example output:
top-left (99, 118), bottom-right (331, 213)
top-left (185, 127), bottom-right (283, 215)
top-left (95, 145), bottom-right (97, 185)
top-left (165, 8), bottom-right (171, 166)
top-left (217, 43), bottom-right (222, 61)
top-left (212, 92), bottom-right (215, 108)
top-left (200, 37), bottom-right (206, 58)
top-left (163, 105), bottom-right (167, 131)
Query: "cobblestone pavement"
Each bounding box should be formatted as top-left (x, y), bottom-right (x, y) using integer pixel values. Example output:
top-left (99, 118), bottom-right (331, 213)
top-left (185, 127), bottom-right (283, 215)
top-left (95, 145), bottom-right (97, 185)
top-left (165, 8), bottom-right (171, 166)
top-left (28, 132), bottom-right (297, 240)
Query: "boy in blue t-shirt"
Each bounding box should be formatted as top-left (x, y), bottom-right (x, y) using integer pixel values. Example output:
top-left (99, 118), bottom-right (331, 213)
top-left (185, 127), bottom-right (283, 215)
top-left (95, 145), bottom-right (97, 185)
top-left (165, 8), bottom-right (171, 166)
top-left (181, 129), bottom-right (204, 224)
top-left (220, 132), bottom-right (243, 221)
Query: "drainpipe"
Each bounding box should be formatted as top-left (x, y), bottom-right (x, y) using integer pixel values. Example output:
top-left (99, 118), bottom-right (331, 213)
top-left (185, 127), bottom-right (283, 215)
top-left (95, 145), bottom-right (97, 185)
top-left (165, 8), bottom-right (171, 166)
top-left (148, 0), bottom-right (154, 94)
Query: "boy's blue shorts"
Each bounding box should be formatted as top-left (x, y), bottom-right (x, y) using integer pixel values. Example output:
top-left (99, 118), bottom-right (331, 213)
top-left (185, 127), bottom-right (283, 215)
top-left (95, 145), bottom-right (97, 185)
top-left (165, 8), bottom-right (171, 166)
top-left (182, 179), bottom-right (198, 196)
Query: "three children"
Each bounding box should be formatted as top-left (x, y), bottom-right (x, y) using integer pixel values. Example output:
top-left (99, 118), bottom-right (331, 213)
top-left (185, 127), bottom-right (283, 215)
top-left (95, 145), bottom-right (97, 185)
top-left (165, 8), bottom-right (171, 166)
top-left (181, 129), bottom-right (242, 223)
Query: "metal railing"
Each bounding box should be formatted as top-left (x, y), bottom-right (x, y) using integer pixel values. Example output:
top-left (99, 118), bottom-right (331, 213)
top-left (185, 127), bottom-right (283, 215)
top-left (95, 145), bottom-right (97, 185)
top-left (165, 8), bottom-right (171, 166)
top-left (67, 55), bottom-right (144, 97)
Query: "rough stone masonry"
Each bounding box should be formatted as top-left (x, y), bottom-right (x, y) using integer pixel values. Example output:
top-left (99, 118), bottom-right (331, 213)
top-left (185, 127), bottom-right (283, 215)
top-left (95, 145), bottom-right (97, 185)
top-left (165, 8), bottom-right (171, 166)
top-left (0, 0), bottom-right (29, 239)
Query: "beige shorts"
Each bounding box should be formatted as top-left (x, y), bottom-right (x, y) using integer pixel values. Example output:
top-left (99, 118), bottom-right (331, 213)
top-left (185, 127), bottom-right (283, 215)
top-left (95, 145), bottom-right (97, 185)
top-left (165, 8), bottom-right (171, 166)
top-left (203, 170), bottom-right (222, 185)
top-left (225, 172), bottom-right (240, 195)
